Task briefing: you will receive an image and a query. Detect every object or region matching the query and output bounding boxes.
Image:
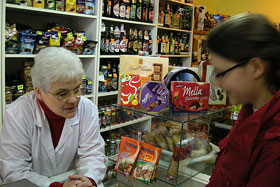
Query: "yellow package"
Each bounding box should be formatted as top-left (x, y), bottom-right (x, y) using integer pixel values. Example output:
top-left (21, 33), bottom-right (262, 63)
top-left (65, 0), bottom-right (77, 13)
top-left (33, 0), bottom-right (44, 8)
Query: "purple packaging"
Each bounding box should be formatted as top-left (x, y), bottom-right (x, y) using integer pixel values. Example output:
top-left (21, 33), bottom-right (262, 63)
top-left (138, 81), bottom-right (169, 113)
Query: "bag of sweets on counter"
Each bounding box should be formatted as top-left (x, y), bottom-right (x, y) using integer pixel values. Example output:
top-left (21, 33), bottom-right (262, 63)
top-left (131, 141), bottom-right (161, 184)
top-left (114, 136), bottom-right (141, 178)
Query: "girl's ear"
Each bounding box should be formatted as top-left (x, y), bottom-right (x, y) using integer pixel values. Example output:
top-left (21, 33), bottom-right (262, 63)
top-left (249, 57), bottom-right (266, 79)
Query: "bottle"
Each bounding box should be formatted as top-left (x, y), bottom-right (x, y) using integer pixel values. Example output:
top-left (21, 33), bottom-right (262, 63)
top-left (172, 6), bottom-right (181, 29)
top-left (133, 28), bottom-right (138, 54)
top-left (142, 30), bottom-right (149, 53)
top-left (148, 31), bottom-right (153, 55)
top-left (120, 24), bottom-right (128, 54)
top-left (107, 62), bottom-right (113, 92)
top-left (137, 29), bottom-right (143, 54)
top-left (125, 0), bottom-right (131, 20)
top-left (112, 0), bottom-right (120, 18)
top-left (158, 10), bottom-right (165, 26)
top-left (130, 0), bottom-right (136, 21)
top-left (109, 25), bottom-right (115, 55)
top-left (148, 0), bottom-right (154, 23)
top-left (114, 25), bottom-right (121, 54)
top-left (169, 32), bottom-right (175, 55)
top-left (136, 0), bottom-right (142, 22)
top-left (164, 3), bottom-right (171, 27)
top-left (106, 0), bottom-right (112, 17)
top-left (102, 0), bottom-right (105, 16)
top-left (128, 28), bottom-right (134, 54)
top-left (156, 35), bottom-right (161, 54)
top-left (119, 0), bottom-right (126, 19)
top-left (160, 35), bottom-right (166, 54)
top-left (100, 22), bottom-right (106, 54)
top-left (111, 63), bottom-right (118, 91)
top-left (104, 28), bottom-right (110, 55)
top-left (142, 0), bottom-right (148, 22)
top-left (165, 34), bottom-right (170, 54)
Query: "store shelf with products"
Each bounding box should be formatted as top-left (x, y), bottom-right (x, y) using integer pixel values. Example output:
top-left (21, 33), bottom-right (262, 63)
top-left (6, 3), bottom-right (98, 19)
top-left (107, 104), bottom-right (232, 186)
top-left (158, 25), bottom-right (192, 33)
top-left (1, 1), bottom-right (101, 126)
top-left (168, 0), bottom-right (194, 7)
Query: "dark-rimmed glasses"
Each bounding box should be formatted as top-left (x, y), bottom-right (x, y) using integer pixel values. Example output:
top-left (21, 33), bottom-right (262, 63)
top-left (215, 60), bottom-right (249, 79)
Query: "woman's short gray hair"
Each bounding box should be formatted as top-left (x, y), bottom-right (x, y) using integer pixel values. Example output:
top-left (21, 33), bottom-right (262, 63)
top-left (31, 47), bottom-right (85, 93)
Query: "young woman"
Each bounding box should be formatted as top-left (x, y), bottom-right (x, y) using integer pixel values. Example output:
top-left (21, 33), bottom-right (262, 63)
top-left (206, 13), bottom-right (280, 186)
top-left (0, 47), bottom-right (107, 187)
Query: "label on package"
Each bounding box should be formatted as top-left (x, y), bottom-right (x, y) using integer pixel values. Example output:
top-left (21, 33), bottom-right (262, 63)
top-left (171, 82), bottom-right (210, 113)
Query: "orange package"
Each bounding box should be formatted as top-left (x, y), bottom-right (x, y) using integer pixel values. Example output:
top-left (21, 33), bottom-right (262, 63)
top-left (131, 141), bottom-right (161, 184)
top-left (114, 136), bottom-right (141, 177)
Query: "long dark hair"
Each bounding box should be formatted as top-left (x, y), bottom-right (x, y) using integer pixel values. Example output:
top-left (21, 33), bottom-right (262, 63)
top-left (207, 13), bottom-right (280, 93)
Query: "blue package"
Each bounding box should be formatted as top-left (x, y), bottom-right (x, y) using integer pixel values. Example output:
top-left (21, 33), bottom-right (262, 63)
top-left (85, 0), bottom-right (95, 15)
top-left (19, 31), bottom-right (37, 54)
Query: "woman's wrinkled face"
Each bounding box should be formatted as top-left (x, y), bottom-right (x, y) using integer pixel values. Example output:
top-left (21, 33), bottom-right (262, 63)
top-left (36, 79), bottom-right (82, 118)
top-left (211, 53), bottom-right (255, 106)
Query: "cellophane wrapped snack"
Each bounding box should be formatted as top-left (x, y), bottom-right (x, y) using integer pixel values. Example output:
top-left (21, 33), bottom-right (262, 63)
top-left (114, 136), bottom-right (141, 178)
top-left (131, 141), bottom-right (161, 184)
top-left (166, 137), bottom-right (194, 180)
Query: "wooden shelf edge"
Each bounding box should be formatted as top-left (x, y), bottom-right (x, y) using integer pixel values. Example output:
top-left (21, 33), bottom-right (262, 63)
top-left (194, 30), bottom-right (209, 35)
top-left (100, 116), bottom-right (151, 133)
top-left (157, 26), bottom-right (192, 33)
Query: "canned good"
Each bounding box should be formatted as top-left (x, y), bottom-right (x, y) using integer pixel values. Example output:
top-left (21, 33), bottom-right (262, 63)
top-left (115, 138), bottom-right (121, 154)
top-left (5, 87), bottom-right (13, 104)
top-left (109, 139), bottom-right (116, 156)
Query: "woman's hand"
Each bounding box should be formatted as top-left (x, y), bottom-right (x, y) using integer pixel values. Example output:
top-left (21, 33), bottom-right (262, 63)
top-left (63, 179), bottom-right (82, 187)
top-left (67, 175), bottom-right (94, 187)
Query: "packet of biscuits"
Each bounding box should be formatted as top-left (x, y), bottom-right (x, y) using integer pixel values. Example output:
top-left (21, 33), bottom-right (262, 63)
top-left (114, 136), bottom-right (141, 178)
top-left (131, 141), bottom-right (161, 184)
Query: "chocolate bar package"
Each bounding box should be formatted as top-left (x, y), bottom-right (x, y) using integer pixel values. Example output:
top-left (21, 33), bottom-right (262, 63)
top-left (138, 81), bottom-right (169, 113)
top-left (170, 82), bottom-right (210, 113)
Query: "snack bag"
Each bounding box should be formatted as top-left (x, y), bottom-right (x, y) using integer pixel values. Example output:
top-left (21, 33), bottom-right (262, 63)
top-left (131, 142), bottom-right (161, 184)
top-left (166, 137), bottom-right (194, 180)
top-left (115, 137), bottom-right (141, 177)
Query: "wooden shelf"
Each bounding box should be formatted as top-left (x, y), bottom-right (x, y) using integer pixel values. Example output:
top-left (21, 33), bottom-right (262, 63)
top-left (5, 54), bottom-right (95, 58)
top-left (6, 4), bottom-right (98, 19)
top-left (194, 30), bottom-right (209, 35)
top-left (100, 116), bottom-right (151, 133)
top-left (168, 0), bottom-right (194, 7)
top-left (161, 54), bottom-right (190, 58)
top-left (102, 17), bottom-right (156, 27)
top-left (157, 26), bottom-right (192, 33)
top-left (98, 91), bottom-right (118, 97)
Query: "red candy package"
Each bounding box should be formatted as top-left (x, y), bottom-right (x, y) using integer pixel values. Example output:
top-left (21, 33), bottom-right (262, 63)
top-left (170, 82), bottom-right (210, 113)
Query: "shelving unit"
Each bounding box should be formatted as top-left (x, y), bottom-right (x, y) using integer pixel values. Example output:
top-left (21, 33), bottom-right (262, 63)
top-left (0, 0), bottom-right (195, 132)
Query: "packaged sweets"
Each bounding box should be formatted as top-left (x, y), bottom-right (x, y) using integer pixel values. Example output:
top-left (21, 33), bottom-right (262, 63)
top-left (138, 81), bottom-right (169, 113)
top-left (166, 137), bottom-right (194, 180)
top-left (34, 31), bottom-right (50, 54)
top-left (170, 82), bottom-right (210, 113)
top-left (45, 0), bottom-right (56, 10)
top-left (85, 0), bottom-right (95, 15)
top-left (49, 31), bottom-right (61, 47)
top-left (76, 0), bottom-right (86, 14)
top-left (114, 136), bottom-right (141, 177)
top-left (19, 31), bottom-right (37, 54)
top-left (56, 0), bottom-right (64, 11)
top-left (65, 0), bottom-right (76, 13)
top-left (83, 40), bottom-right (97, 55)
top-left (33, 0), bottom-right (44, 8)
top-left (131, 142), bottom-right (161, 184)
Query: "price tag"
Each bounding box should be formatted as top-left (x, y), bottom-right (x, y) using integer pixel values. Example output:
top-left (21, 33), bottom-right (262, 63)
top-left (98, 75), bottom-right (105, 81)
top-left (88, 80), bottom-right (92, 85)
top-left (17, 85), bottom-right (24, 90)
top-left (144, 153), bottom-right (153, 162)
top-left (82, 75), bottom-right (87, 79)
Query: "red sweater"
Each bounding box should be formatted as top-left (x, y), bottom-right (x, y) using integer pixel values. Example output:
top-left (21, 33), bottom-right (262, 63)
top-left (38, 100), bottom-right (96, 187)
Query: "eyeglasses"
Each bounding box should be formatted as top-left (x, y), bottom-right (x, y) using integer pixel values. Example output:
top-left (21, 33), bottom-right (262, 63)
top-left (215, 60), bottom-right (249, 79)
top-left (48, 86), bottom-right (85, 102)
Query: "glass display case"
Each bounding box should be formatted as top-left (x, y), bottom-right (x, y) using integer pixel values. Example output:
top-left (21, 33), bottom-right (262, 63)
top-left (107, 104), bottom-right (233, 186)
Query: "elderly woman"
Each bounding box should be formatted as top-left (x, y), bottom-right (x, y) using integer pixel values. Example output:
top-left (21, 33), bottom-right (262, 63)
top-left (0, 47), bottom-right (107, 187)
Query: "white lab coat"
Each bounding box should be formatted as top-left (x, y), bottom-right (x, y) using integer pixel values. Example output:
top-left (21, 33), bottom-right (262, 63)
top-left (0, 91), bottom-right (107, 187)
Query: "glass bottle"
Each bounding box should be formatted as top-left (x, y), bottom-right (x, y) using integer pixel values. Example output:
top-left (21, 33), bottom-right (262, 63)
top-left (109, 25), bottom-right (115, 55)
top-left (114, 25), bottom-right (121, 54)
top-left (112, 0), bottom-right (120, 18)
top-left (125, 0), bottom-right (131, 20)
top-left (106, 0), bottom-right (112, 17)
top-left (119, 0), bottom-right (126, 19)
top-left (130, 0), bottom-right (136, 21)
top-left (164, 3), bottom-right (171, 27)
top-left (148, 0), bottom-right (154, 23)
top-left (136, 0), bottom-right (142, 22)
top-left (120, 24), bottom-right (128, 54)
